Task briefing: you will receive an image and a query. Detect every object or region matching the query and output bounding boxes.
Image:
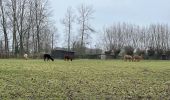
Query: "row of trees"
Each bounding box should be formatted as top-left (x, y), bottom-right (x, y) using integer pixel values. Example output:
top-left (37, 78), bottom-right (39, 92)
top-left (102, 23), bottom-right (170, 58)
top-left (0, 0), bottom-right (57, 58)
top-left (0, 1), bottom-right (95, 57)
top-left (1, 0), bottom-right (170, 58)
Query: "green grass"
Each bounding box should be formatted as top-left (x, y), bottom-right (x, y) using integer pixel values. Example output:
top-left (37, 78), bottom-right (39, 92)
top-left (0, 59), bottom-right (170, 99)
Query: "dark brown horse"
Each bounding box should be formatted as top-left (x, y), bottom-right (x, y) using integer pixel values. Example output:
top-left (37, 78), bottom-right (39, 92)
top-left (64, 54), bottom-right (73, 61)
top-left (43, 54), bottom-right (54, 61)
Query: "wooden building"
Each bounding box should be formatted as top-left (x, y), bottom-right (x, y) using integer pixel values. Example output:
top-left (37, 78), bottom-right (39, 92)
top-left (51, 50), bottom-right (75, 59)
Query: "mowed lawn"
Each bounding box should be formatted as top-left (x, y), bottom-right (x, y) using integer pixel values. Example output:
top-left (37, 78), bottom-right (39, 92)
top-left (0, 59), bottom-right (170, 99)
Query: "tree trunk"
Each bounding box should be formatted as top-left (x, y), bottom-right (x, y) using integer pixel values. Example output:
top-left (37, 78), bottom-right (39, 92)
top-left (1, 3), bottom-right (9, 58)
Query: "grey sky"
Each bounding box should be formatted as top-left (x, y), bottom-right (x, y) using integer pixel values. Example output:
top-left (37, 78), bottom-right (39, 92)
top-left (49, 0), bottom-right (170, 47)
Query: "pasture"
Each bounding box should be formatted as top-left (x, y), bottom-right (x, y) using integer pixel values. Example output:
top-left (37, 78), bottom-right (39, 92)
top-left (0, 59), bottom-right (170, 99)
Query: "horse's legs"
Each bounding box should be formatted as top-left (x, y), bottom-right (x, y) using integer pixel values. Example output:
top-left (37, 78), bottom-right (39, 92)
top-left (44, 57), bottom-right (46, 61)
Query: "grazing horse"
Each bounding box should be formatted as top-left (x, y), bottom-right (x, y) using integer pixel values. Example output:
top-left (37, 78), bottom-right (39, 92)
top-left (64, 54), bottom-right (73, 61)
top-left (124, 55), bottom-right (133, 62)
top-left (133, 55), bottom-right (143, 62)
top-left (43, 54), bottom-right (54, 61)
top-left (24, 53), bottom-right (28, 60)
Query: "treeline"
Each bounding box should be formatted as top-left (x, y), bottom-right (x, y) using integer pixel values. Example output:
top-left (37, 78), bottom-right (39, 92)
top-left (0, 0), bottom-right (57, 58)
top-left (0, 1), bottom-right (95, 58)
top-left (1, 0), bottom-right (170, 59)
top-left (102, 23), bottom-right (170, 59)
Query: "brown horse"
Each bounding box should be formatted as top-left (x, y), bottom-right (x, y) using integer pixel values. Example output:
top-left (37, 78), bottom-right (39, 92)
top-left (133, 55), bottom-right (143, 62)
top-left (64, 54), bottom-right (73, 61)
top-left (124, 55), bottom-right (133, 62)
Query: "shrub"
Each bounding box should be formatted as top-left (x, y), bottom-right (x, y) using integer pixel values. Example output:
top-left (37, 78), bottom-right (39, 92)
top-left (124, 46), bottom-right (134, 55)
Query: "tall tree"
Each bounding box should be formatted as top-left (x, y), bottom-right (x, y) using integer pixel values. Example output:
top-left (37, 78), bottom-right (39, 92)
top-left (0, 0), bottom-right (9, 57)
top-left (17, 0), bottom-right (27, 56)
top-left (61, 7), bottom-right (75, 51)
top-left (0, 0), bottom-right (57, 58)
top-left (11, 0), bottom-right (18, 56)
top-left (34, 0), bottom-right (49, 53)
top-left (77, 4), bottom-right (95, 54)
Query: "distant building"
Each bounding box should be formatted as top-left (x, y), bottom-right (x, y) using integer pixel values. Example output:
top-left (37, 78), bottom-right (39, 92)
top-left (51, 49), bottom-right (75, 59)
top-left (85, 48), bottom-right (102, 54)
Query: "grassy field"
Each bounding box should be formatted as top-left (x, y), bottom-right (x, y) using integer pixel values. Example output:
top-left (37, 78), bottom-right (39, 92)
top-left (0, 59), bottom-right (170, 99)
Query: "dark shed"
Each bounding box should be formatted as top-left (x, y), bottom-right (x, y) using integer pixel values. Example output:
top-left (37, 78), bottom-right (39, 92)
top-left (161, 54), bottom-right (167, 60)
top-left (51, 50), bottom-right (75, 59)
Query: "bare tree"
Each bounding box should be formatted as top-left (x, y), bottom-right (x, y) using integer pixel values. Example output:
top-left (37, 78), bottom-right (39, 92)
top-left (27, 0), bottom-right (53, 55)
top-left (102, 22), bottom-right (170, 58)
top-left (32, 0), bottom-right (49, 53)
top-left (77, 4), bottom-right (95, 54)
top-left (50, 26), bottom-right (58, 50)
top-left (16, 0), bottom-right (27, 56)
top-left (11, 0), bottom-right (18, 56)
top-left (0, 0), bottom-right (9, 57)
top-left (61, 7), bottom-right (75, 51)
top-left (24, 0), bottom-right (34, 54)
top-left (0, 0), bottom-right (57, 58)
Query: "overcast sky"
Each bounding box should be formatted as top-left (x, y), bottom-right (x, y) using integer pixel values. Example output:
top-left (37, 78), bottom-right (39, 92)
top-left (49, 0), bottom-right (170, 47)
